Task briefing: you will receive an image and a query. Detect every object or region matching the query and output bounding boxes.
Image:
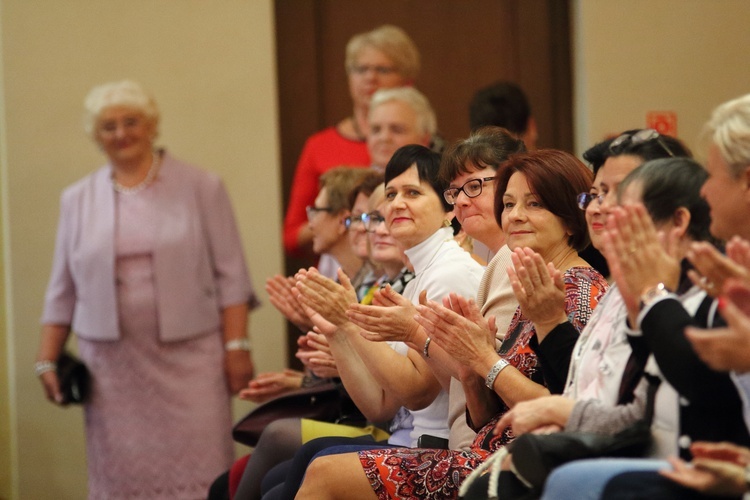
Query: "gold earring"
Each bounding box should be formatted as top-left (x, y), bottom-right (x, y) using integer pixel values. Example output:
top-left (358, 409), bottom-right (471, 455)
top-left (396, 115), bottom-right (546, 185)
top-left (443, 219), bottom-right (452, 227)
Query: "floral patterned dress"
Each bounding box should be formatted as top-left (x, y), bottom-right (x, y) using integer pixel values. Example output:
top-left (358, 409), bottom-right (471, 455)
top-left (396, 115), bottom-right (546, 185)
top-left (358, 267), bottom-right (608, 499)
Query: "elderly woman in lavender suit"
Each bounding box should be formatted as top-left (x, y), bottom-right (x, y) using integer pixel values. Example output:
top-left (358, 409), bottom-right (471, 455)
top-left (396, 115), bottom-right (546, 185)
top-left (35, 80), bottom-right (259, 499)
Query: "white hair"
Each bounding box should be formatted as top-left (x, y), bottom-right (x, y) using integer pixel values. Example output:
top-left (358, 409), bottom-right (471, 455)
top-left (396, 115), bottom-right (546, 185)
top-left (83, 80), bottom-right (159, 138)
top-left (703, 93), bottom-right (750, 178)
top-left (369, 86), bottom-right (437, 137)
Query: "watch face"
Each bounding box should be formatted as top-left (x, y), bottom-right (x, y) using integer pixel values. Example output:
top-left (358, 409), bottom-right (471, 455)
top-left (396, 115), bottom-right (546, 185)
top-left (640, 283), bottom-right (670, 309)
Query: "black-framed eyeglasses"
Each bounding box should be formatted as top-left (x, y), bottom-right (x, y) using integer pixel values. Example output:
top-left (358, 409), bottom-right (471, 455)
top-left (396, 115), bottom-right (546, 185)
top-left (443, 177), bottom-right (496, 205)
top-left (609, 129), bottom-right (675, 157)
top-left (363, 212), bottom-right (386, 233)
top-left (577, 192), bottom-right (606, 210)
top-left (306, 205), bottom-right (333, 221)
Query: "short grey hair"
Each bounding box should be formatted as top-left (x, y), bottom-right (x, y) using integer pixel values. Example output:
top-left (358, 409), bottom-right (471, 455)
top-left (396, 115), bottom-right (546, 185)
top-left (369, 87), bottom-right (437, 138)
top-left (703, 93), bottom-right (750, 178)
top-left (83, 80), bottom-right (159, 138)
top-left (345, 25), bottom-right (420, 82)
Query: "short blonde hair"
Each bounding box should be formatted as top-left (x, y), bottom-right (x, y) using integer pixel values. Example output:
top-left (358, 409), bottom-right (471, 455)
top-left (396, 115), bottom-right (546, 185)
top-left (345, 25), bottom-right (420, 82)
top-left (703, 93), bottom-right (750, 178)
top-left (369, 87), bottom-right (436, 137)
top-left (320, 167), bottom-right (375, 213)
top-left (83, 80), bottom-right (159, 138)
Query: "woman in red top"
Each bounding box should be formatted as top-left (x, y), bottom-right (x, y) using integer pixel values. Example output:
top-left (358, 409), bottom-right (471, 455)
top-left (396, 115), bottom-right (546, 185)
top-left (283, 25), bottom-right (420, 257)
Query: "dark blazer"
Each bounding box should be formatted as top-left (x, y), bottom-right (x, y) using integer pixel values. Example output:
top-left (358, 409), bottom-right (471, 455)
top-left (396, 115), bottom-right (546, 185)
top-left (641, 296), bottom-right (750, 459)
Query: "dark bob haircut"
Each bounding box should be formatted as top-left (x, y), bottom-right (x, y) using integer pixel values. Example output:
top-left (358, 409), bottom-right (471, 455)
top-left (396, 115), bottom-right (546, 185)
top-left (384, 144), bottom-right (451, 212)
top-left (617, 157), bottom-right (716, 245)
top-left (494, 149), bottom-right (593, 251)
top-left (582, 129), bottom-right (691, 174)
top-left (439, 126), bottom-right (527, 186)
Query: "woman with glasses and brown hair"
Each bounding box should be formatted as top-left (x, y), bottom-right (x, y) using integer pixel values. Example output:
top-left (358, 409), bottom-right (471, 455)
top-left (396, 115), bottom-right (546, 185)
top-left (508, 130), bottom-right (694, 395)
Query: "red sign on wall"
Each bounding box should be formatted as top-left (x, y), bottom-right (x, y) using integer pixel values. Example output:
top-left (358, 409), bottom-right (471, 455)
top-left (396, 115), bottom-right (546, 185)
top-left (646, 111), bottom-right (678, 137)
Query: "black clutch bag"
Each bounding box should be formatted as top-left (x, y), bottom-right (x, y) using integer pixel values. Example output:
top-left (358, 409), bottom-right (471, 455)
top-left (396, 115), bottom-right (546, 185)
top-left (57, 351), bottom-right (91, 405)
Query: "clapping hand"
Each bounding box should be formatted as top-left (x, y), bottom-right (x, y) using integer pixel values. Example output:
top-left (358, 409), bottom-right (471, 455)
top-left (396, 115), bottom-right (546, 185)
top-left (348, 285), bottom-right (421, 344)
top-left (603, 205), bottom-right (682, 324)
top-left (294, 268), bottom-right (358, 327)
top-left (266, 274), bottom-right (312, 332)
top-left (415, 292), bottom-right (497, 371)
top-left (687, 237), bottom-right (750, 298)
top-left (296, 331), bottom-right (339, 378)
top-left (507, 247), bottom-right (567, 341)
top-left (686, 279), bottom-right (750, 372)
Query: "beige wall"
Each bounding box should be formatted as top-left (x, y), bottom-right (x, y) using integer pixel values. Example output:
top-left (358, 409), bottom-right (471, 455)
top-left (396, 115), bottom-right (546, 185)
top-left (573, 0), bottom-right (750, 158)
top-left (0, 1), bottom-right (283, 498)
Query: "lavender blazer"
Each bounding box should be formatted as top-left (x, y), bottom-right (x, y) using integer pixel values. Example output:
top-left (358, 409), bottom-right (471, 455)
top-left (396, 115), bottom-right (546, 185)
top-left (41, 152), bottom-right (259, 342)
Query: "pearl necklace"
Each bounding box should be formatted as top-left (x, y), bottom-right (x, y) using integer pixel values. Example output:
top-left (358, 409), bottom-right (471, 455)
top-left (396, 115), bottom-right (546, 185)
top-left (112, 150), bottom-right (160, 194)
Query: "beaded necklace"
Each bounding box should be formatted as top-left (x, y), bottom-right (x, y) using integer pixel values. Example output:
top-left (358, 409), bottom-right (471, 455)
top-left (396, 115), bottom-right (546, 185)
top-left (112, 150), bottom-right (160, 194)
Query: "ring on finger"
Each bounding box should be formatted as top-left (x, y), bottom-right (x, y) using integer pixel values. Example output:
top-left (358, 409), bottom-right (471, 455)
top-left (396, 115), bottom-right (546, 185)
top-left (699, 276), bottom-right (716, 289)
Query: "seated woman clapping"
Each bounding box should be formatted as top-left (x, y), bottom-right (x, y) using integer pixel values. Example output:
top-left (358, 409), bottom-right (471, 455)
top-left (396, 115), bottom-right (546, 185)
top-left (296, 145), bottom-right (485, 438)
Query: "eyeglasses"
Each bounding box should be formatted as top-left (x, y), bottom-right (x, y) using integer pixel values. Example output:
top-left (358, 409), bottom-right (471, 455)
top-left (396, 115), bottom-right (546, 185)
top-left (344, 213), bottom-right (367, 229)
top-left (363, 212), bottom-right (386, 233)
top-left (306, 205), bottom-right (333, 221)
top-left (343, 212), bottom-right (386, 231)
top-left (577, 192), bottom-right (606, 210)
top-left (609, 129), bottom-right (674, 157)
top-left (443, 177), bottom-right (496, 205)
top-left (348, 64), bottom-right (397, 76)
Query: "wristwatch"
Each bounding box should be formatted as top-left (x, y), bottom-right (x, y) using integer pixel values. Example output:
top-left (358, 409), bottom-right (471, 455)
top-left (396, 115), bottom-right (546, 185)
top-left (639, 283), bottom-right (671, 310)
